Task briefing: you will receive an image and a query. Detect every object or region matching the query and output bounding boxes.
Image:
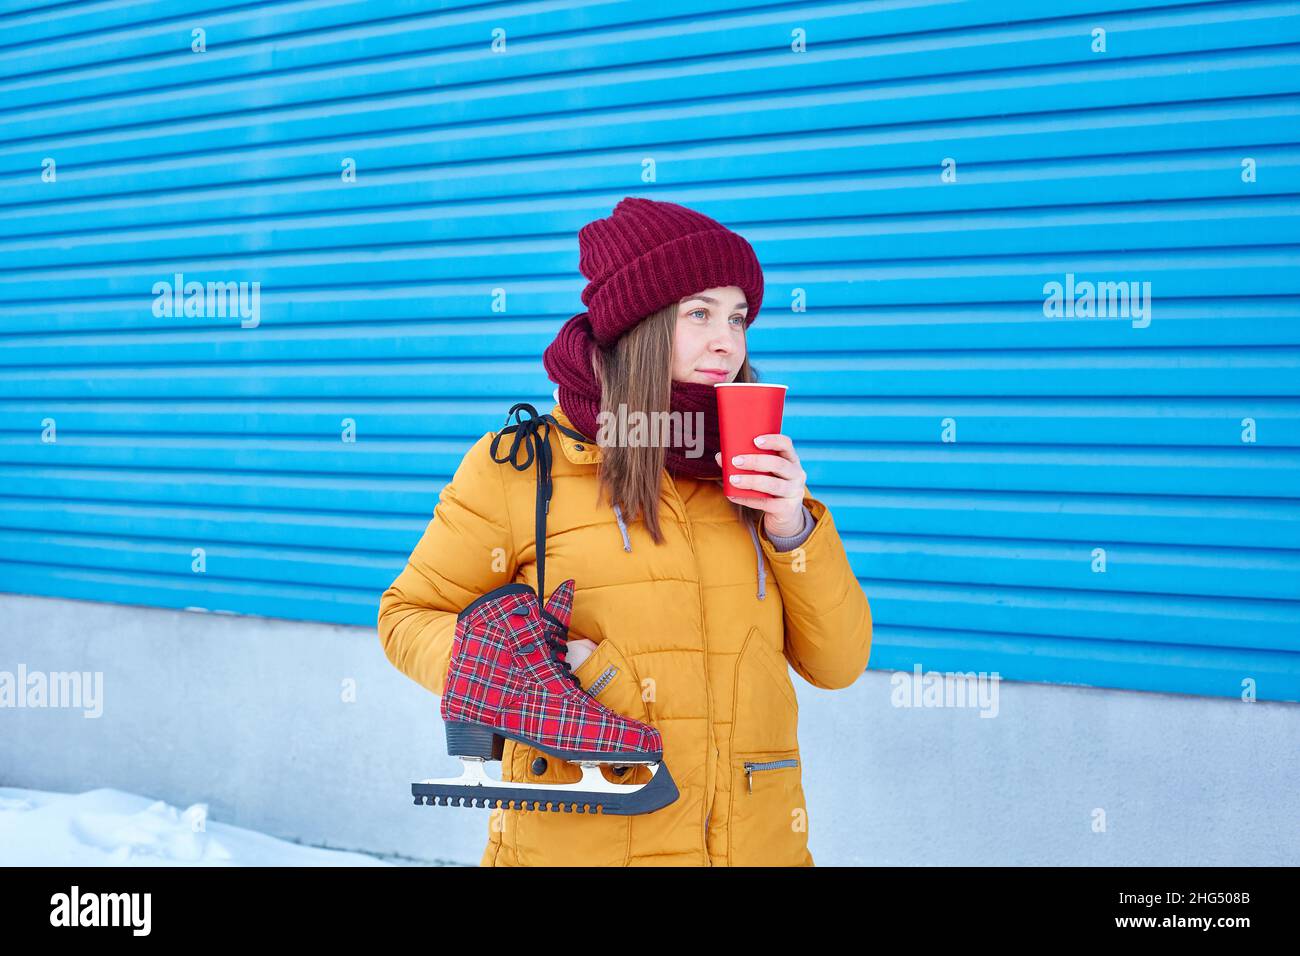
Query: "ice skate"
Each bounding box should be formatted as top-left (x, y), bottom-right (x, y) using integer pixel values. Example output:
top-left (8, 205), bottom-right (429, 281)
top-left (412, 578), bottom-right (679, 815)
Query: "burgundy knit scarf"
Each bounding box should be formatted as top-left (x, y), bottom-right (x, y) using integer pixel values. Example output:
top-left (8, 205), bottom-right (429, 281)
top-left (542, 312), bottom-right (723, 481)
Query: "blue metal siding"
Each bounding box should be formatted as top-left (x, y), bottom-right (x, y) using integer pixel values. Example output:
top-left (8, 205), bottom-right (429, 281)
top-left (0, 1), bottom-right (1296, 701)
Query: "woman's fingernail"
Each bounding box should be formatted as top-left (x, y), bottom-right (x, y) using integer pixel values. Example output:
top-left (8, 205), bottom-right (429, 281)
top-left (730, 475), bottom-right (741, 484)
top-left (732, 456), bottom-right (744, 465)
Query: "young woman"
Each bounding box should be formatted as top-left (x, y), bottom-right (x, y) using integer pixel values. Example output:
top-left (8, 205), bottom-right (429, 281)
top-left (379, 197), bottom-right (872, 866)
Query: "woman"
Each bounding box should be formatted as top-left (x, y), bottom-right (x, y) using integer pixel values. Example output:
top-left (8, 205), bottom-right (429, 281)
top-left (378, 197), bottom-right (872, 866)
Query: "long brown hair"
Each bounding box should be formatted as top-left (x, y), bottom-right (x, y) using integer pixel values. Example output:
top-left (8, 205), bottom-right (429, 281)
top-left (589, 302), bottom-right (766, 546)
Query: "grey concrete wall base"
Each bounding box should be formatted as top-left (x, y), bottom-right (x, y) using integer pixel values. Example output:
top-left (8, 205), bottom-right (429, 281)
top-left (1, 594), bottom-right (1294, 866)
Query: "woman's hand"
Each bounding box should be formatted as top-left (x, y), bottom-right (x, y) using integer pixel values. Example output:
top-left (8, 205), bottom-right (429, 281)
top-left (715, 432), bottom-right (807, 537)
top-left (565, 637), bottom-right (598, 674)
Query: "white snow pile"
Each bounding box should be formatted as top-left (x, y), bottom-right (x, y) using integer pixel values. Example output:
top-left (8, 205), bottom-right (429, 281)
top-left (0, 787), bottom-right (393, 866)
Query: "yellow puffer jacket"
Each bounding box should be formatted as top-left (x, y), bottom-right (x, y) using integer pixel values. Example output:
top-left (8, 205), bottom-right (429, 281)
top-left (378, 403), bottom-right (872, 866)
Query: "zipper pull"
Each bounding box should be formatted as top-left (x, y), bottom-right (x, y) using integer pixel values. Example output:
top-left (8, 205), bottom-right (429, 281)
top-left (745, 765), bottom-right (753, 794)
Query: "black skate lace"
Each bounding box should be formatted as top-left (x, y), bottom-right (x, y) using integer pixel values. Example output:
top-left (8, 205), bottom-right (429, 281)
top-left (490, 402), bottom-right (591, 692)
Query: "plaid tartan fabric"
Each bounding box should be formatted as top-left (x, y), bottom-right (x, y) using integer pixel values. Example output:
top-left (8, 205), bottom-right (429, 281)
top-left (538, 578), bottom-right (575, 675)
top-left (441, 580), bottom-right (662, 756)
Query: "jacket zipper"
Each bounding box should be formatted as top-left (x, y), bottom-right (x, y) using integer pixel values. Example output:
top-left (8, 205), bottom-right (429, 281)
top-left (666, 472), bottom-right (716, 866)
top-left (587, 665), bottom-right (617, 697)
top-left (743, 758), bottom-right (799, 794)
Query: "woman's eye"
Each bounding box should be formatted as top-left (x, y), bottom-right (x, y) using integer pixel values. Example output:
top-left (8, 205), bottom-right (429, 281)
top-left (687, 308), bottom-right (743, 326)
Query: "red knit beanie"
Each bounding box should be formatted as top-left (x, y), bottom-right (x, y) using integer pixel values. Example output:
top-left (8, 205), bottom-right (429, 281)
top-left (577, 197), bottom-right (764, 346)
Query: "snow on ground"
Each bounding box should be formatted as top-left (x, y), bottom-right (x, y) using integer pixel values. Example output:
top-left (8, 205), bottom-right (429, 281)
top-left (0, 787), bottom-right (395, 866)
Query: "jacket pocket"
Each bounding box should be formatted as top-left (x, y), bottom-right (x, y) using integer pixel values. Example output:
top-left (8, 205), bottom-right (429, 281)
top-left (570, 636), bottom-right (654, 727)
top-left (727, 747), bottom-right (811, 867)
top-left (727, 627), bottom-right (809, 866)
top-left (730, 626), bottom-right (799, 754)
top-left (510, 637), bottom-right (649, 867)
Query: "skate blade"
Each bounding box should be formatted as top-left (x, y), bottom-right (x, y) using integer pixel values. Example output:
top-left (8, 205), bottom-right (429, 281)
top-left (412, 758), bottom-right (679, 815)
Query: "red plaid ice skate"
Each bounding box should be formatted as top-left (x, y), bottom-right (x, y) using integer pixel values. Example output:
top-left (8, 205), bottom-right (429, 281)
top-left (441, 577), bottom-right (662, 758)
top-left (412, 403), bottom-right (678, 814)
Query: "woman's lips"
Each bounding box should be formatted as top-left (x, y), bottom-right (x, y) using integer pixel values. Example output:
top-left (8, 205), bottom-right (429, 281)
top-left (698, 369), bottom-right (729, 381)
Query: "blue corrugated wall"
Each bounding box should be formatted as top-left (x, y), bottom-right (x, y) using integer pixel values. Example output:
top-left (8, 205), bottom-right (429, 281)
top-left (0, 1), bottom-right (1296, 701)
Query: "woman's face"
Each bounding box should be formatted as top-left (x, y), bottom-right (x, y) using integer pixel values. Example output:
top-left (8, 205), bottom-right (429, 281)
top-left (671, 285), bottom-right (748, 385)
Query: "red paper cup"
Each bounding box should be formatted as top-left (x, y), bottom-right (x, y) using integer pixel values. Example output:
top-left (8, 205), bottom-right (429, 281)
top-left (714, 383), bottom-right (788, 499)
